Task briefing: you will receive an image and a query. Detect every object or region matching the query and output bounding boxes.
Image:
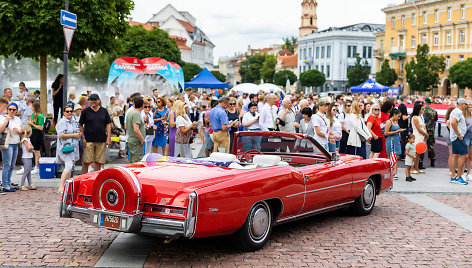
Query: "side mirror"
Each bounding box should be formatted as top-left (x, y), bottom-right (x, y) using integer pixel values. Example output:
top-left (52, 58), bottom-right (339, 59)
top-left (331, 152), bottom-right (339, 167)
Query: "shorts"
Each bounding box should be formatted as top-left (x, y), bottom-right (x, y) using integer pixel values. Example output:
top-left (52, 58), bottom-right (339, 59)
top-left (370, 137), bottom-right (383, 153)
top-left (83, 142), bottom-right (106, 164)
top-left (452, 138), bottom-right (468, 156)
top-left (464, 131), bottom-right (472, 146)
top-left (405, 155), bottom-right (414, 166)
top-left (30, 129), bottom-right (44, 150)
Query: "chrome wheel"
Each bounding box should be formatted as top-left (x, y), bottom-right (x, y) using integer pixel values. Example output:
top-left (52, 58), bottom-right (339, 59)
top-left (350, 177), bottom-right (377, 216)
top-left (233, 200), bottom-right (273, 251)
top-left (362, 182), bottom-right (375, 209)
top-left (249, 204), bottom-right (270, 241)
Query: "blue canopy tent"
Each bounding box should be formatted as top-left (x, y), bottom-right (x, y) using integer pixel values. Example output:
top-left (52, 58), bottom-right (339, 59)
top-left (185, 68), bottom-right (230, 89)
top-left (350, 79), bottom-right (390, 93)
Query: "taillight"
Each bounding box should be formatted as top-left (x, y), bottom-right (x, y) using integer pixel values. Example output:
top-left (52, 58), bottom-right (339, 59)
top-left (151, 206), bottom-right (186, 216)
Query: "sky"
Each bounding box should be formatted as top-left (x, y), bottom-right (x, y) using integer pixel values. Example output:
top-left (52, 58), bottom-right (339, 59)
top-left (130, 0), bottom-right (404, 63)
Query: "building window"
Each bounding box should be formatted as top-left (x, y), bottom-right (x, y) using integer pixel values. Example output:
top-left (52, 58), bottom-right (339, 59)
top-left (412, 13), bottom-right (417, 26)
top-left (352, 46), bottom-right (357, 57)
top-left (400, 35), bottom-right (405, 49)
top-left (433, 33), bottom-right (439, 46)
top-left (347, 46), bottom-right (352, 58)
top-left (448, 7), bottom-right (452, 21)
top-left (321, 46), bottom-right (325, 58)
top-left (391, 38), bottom-right (395, 49)
top-left (316, 47), bottom-right (320, 58)
top-left (363, 46), bottom-right (367, 58)
top-left (327, 45), bottom-right (331, 58)
top-left (321, 65), bottom-right (324, 74)
top-left (380, 40), bottom-right (384, 50)
top-left (446, 56), bottom-right (450, 69)
top-left (368, 47), bottom-right (372, 58)
top-left (460, 30), bottom-right (465, 44)
top-left (460, 55), bottom-right (465, 62)
top-left (309, 47), bottom-right (312, 57)
top-left (303, 48), bottom-right (307, 58)
top-left (461, 5), bottom-right (466, 19)
top-left (422, 33), bottom-right (427, 44)
top-left (423, 11), bottom-right (427, 24)
top-left (446, 31), bottom-right (451, 45)
top-left (326, 65), bottom-right (330, 78)
top-left (401, 15), bottom-right (405, 27)
top-left (392, 17), bottom-right (396, 29)
top-left (434, 9), bottom-right (439, 23)
top-left (411, 36), bottom-right (416, 48)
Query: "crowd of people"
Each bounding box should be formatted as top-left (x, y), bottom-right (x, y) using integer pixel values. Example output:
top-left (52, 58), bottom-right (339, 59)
top-left (1, 78), bottom-right (471, 195)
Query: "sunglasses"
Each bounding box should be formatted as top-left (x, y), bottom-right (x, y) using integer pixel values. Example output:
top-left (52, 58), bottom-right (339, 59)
top-left (373, 108), bottom-right (380, 111)
top-left (65, 110), bottom-right (73, 113)
top-left (332, 109), bottom-right (338, 112)
top-left (345, 105), bottom-right (351, 107)
top-left (90, 98), bottom-right (98, 101)
top-left (8, 108), bottom-right (17, 111)
top-left (229, 103), bottom-right (236, 105)
top-left (144, 106), bottom-right (150, 108)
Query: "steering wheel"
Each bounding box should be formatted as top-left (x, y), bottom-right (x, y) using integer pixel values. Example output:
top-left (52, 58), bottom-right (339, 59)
top-left (241, 149), bottom-right (262, 162)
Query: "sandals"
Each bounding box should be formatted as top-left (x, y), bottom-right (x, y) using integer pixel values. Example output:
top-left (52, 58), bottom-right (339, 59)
top-left (20, 186), bottom-right (28, 191)
top-left (28, 185), bottom-right (37, 190)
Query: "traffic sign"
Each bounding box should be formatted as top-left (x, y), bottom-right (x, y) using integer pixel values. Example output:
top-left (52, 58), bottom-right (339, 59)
top-left (60, 10), bottom-right (77, 29)
top-left (63, 27), bottom-right (75, 51)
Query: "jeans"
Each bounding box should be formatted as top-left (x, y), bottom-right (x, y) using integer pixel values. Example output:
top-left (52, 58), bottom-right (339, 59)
top-left (328, 140), bottom-right (340, 153)
top-left (1, 144), bottom-right (19, 188)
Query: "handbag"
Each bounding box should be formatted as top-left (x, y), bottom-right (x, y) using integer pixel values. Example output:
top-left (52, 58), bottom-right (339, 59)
top-left (60, 139), bottom-right (74, 154)
top-left (358, 119), bottom-right (366, 142)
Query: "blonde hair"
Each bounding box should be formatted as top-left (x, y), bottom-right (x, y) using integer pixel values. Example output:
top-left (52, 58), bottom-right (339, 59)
top-left (22, 126), bottom-right (32, 139)
top-left (368, 104), bottom-right (381, 118)
top-left (174, 100), bottom-right (188, 117)
top-left (350, 100), bottom-right (363, 119)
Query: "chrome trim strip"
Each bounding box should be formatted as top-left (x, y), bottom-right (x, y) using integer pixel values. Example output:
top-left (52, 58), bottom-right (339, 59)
top-left (184, 192), bottom-right (198, 238)
top-left (286, 181), bottom-right (354, 198)
top-left (69, 205), bottom-right (89, 214)
top-left (60, 179), bottom-right (73, 217)
top-left (276, 201), bottom-right (354, 224)
top-left (353, 179), bottom-right (367, 184)
top-left (142, 217), bottom-right (185, 229)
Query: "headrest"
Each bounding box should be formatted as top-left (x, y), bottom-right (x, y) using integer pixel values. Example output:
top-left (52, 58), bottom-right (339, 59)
top-left (252, 155), bottom-right (282, 166)
top-left (209, 152), bottom-right (237, 162)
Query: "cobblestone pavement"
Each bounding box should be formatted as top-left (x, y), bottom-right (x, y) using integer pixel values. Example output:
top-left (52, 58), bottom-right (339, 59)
top-left (0, 189), bottom-right (118, 267)
top-left (430, 194), bottom-right (472, 215)
top-left (144, 194), bottom-right (472, 267)
top-left (2, 190), bottom-right (472, 267)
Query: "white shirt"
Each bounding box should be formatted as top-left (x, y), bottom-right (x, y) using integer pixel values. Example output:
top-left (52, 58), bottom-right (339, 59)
top-left (312, 112), bottom-right (330, 145)
top-left (242, 112), bottom-right (261, 130)
top-left (124, 106), bottom-right (135, 125)
top-left (338, 112), bottom-right (351, 131)
top-left (257, 102), bottom-right (265, 112)
top-left (450, 108), bottom-right (466, 142)
top-left (141, 110), bottom-right (154, 131)
top-left (259, 103), bottom-right (278, 131)
top-left (176, 115), bottom-right (191, 128)
top-left (21, 137), bottom-right (33, 158)
top-left (331, 117), bottom-right (342, 139)
top-left (0, 115), bottom-right (22, 144)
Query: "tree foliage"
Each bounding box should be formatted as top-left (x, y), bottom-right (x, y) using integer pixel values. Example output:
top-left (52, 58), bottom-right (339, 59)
top-left (260, 55), bottom-right (277, 83)
top-left (300, 69), bottom-right (326, 87)
top-left (347, 55), bottom-right (370, 87)
top-left (283, 36), bottom-right (298, 53)
top-left (80, 53), bottom-right (115, 84)
top-left (405, 44), bottom-right (445, 92)
top-left (375, 59), bottom-right (398, 86)
top-left (182, 62), bottom-right (202, 82)
top-left (449, 58), bottom-right (472, 90)
top-left (239, 54), bottom-right (267, 84)
top-left (0, 0), bottom-right (133, 60)
top-left (114, 25), bottom-right (181, 64)
top-left (273, 70), bottom-right (297, 87)
top-left (211, 70), bottom-right (226, 82)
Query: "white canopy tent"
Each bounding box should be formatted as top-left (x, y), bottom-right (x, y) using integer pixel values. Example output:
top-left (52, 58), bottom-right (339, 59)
top-left (229, 83), bottom-right (260, 94)
top-left (258, 83), bottom-right (283, 93)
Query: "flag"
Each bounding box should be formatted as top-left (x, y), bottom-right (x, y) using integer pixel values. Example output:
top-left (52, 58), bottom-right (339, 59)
top-left (389, 140), bottom-right (397, 168)
top-left (277, 92), bottom-right (285, 111)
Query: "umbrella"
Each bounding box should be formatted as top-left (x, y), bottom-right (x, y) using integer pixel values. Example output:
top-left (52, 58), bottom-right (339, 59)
top-left (258, 83), bottom-right (283, 93)
top-left (230, 83), bottom-right (260, 94)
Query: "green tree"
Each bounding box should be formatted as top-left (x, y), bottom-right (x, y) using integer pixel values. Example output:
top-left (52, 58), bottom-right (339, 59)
top-left (211, 70), bottom-right (226, 82)
top-left (0, 0), bottom-right (134, 112)
top-left (239, 54), bottom-right (267, 84)
top-left (283, 36), bottom-right (298, 53)
top-left (80, 53), bottom-right (115, 85)
top-left (300, 69), bottom-right (326, 87)
top-left (405, 44), bottom-right (445, 92)
top-left (273, 70), bottom-right (297, 87)
top-left (260, 55), bottom-right (277, 83)
top-left (376, 59), bottom-right (398, 86)
top-left (449, 58), bottom-right (472, 90)
top-left (347, 55), bottom-right (370, 87)
top-left (115, 25), bottom-right (181, 64)
top-left (182, 62), bottom-right (202, 82)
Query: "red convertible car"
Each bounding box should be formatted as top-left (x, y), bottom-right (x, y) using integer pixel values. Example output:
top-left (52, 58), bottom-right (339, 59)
top-left (60, 131), bottom-right (392, 251)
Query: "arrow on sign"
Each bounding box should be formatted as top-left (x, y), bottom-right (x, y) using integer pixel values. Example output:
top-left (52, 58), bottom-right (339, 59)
top-left (62, 15), bottom-right (77, 24)
top-left (63, 26), bottom-right (75, 51)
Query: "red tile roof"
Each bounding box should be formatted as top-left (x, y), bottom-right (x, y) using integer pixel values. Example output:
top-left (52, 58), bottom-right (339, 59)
top-left (129, 20), bottom-right (157, 31)
top-left (177, 19), bottom-right (195, 33)
top-left (170, 36), bottom-right (191, 50)
top-left (279, 48), bottom-right (293, 56)
top-left (280, 55), bottom-right (298, 67)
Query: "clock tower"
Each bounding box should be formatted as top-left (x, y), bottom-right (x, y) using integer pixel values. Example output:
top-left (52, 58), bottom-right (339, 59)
top-left (299, 0), bottom-right (318, 37)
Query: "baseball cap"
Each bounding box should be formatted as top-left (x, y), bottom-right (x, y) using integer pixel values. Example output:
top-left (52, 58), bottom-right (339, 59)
top-left (457, 98), bottom-right (467, 104)
top-left (424, 97), bottom-right (432, 104)
top-left (317, 100), bottom-right (329, 107)
top-left (89, 93), bottom-right (100, 100)
top-left (74, 104), bottom-right (83, 111)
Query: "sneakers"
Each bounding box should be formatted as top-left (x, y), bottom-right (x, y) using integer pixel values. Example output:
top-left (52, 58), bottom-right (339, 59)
top-left (467, 174), bottom-right (472, 182)
top-left (31, 167), bottom-right (39, 174)
top-left (456, 176), bottom-right (469, 185)
top-left (406, 177), bottom-right (414, 182)
top-left (16, 167), bottom-right (24, 175)
top-left (450, 177), bottom-right (457, 183)
top-left (393, 174), bottom-right (398, 180)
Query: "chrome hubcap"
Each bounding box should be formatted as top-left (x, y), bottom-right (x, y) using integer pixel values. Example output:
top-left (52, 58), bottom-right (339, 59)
top-left (363, 183), bottom-right (374, 207)
top-left (106, 189), bottom-right (119, 206)
top-left (251, 207), bottom-right (269, 238)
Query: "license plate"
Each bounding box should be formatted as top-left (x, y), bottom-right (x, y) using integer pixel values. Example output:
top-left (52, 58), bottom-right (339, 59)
top-left (100, 213), bottom-right (121, 230)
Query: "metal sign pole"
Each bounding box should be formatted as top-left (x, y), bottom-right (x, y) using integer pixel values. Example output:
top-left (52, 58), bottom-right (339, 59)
top-left (63, 0), bottom-right (69, 112)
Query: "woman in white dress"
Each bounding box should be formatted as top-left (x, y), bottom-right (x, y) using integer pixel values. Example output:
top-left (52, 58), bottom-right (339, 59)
top-left (411, 103), bottom-right (428, 174)
top-left (174, 100), bottom-right (197, 158)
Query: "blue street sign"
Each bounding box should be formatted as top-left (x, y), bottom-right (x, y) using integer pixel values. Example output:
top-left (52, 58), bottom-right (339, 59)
top-left (60, 10), bottom-right (77, 29)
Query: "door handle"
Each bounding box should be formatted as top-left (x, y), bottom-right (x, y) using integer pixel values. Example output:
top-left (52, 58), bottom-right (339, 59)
top-left (304, 175), bottom-right (313, 179)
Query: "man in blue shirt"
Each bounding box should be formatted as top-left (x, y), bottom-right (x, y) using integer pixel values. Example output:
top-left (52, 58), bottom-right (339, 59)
top-left (209, 97), bottom-right (236, 153)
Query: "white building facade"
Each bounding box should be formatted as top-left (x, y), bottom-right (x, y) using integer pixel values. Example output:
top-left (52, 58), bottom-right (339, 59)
top-left (298, 23), bottom-right (385, 92)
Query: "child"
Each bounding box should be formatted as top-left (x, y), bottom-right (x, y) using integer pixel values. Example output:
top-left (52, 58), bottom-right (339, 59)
top-left (405, 134), bottom-right (417, 182)
top-left (20, 126), bottom-right (36, 190)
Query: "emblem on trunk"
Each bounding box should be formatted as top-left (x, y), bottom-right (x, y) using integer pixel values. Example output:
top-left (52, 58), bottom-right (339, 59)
top-left (209, 208), bottom-right (219, 212)
top-left (106, 189), bottom-right (118, 206)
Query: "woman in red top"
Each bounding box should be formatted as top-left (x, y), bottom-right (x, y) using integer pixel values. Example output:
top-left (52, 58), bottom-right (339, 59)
top-left (379, 100), bottom-right (395, 158)
top-left (367, 104), bottom-right (383, 158)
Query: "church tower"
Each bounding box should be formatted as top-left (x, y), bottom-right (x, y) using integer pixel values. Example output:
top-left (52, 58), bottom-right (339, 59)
top-left (299, 0), bottom-right (318, 37)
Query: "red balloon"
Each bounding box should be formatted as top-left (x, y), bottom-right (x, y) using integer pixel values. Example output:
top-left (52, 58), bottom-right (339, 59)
top-left (416, 142), bottom-right (427, 154)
